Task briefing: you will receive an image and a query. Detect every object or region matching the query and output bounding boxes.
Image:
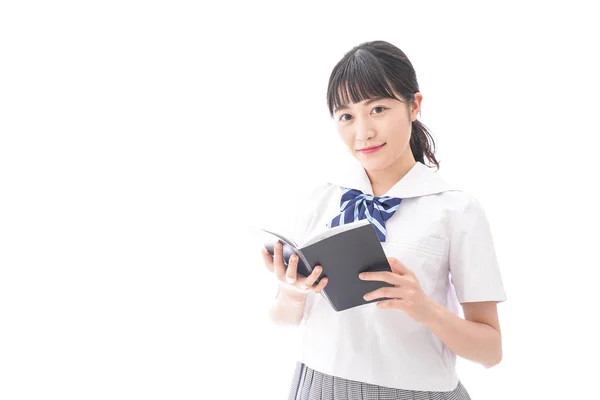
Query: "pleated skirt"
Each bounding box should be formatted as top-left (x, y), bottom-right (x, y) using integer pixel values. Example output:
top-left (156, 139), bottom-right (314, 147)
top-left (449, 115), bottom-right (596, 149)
top-left (288, 362), bottom-right (471, 400)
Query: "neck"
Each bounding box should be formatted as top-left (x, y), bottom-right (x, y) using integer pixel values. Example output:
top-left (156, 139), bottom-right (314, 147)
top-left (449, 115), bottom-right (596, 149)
top-left (366, 153), bottom-right (417, 197)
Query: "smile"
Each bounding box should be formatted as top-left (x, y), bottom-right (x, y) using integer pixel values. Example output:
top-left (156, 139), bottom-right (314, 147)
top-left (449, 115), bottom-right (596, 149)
top-left (357, 144), bottom-right (386, 155)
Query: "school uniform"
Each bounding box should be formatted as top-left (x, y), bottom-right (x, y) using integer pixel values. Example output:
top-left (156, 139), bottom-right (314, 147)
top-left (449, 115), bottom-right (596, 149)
top-left (285, 161), bottom-right (507, 400)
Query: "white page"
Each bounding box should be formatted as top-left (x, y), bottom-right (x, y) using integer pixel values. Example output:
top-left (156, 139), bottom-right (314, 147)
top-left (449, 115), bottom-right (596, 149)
top-left (301, 219), bottom-right (371, 248)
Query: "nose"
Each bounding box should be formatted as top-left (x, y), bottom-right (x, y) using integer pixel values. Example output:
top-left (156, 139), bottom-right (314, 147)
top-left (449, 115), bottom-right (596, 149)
top-left (354, 117), bottom-right (376, 142)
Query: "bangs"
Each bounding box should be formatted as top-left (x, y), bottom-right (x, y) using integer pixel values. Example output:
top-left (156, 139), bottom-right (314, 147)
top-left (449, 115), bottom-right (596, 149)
top-left (326, 49), bottom-right (401, 116)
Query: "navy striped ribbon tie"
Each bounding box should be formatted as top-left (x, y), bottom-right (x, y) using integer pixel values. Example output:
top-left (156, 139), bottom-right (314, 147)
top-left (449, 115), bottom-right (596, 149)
top-left (328, 188), bottom-right (402, 242)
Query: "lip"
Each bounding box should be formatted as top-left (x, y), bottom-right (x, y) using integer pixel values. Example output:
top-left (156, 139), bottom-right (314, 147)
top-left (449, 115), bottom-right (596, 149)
top-left (357, 143), bottom-right (386, 154)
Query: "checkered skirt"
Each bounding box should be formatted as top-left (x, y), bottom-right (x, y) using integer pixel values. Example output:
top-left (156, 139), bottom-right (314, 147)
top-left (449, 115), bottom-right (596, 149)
top-left (288, 362), bottom-right (471, 400)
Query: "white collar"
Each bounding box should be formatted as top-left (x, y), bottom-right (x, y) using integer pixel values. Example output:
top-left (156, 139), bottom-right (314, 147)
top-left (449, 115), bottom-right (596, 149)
top-left (326, 160), bottom-right (456, 199)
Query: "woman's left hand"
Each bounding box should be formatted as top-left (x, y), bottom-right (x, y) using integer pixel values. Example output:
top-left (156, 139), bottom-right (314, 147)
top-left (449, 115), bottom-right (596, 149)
top-left (359, 257), bottom-right (437, 324)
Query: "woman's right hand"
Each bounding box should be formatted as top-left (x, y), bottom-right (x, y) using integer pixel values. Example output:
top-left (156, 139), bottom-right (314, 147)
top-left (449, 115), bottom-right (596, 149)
top-left (262, 241), bottom-right (328, 295)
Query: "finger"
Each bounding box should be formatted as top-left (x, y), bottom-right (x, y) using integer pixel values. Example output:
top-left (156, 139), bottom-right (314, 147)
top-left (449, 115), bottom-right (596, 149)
top-left (286, 254), bottom-right (299, 284)
top-left (371, 274), bottom-right (413, 287)
top-left (359, 271), bottom-right (401, 285)
top-left (387, 257), bottom-right (413, 276)
top-left (273, 241), bottom-right (286, 281)
top-left (311, 276), bottom-right (328, 293)
top-left (363, 286), bottom-right (400, 302)
top-left (262, 247), bottom-right (274, 273)
top-left (299, 265), bottom-right (323, 289)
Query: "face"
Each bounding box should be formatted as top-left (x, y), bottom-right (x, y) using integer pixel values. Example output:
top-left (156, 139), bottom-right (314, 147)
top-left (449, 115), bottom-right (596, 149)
top-left (333, 91), bottom-right (423, 173)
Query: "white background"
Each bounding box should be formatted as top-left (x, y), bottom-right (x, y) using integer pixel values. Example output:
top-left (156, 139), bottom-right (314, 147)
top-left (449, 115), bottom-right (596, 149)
top-left (1, 1), bottom-right (599, 399)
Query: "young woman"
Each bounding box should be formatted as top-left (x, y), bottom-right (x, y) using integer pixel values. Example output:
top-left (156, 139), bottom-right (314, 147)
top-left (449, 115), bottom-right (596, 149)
top-left (262, 40), bottom-right (506, 400)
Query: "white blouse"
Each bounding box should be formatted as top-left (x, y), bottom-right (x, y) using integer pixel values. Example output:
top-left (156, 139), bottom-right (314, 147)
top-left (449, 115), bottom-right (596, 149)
top-left (287, 161), bottom-right (507, 392)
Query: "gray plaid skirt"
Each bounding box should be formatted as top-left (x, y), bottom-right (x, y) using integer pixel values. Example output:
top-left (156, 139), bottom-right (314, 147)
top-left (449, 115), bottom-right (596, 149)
top-left (288, 362), bottom-right (471, 400)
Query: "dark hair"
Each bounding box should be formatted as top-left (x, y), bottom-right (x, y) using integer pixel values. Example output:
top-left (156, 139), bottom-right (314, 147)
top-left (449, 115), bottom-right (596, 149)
top-left (326, 41), bottom-right (440, 170)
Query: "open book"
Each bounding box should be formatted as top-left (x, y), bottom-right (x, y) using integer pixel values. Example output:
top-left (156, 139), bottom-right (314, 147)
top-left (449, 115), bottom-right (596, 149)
top-left (258, 219), bottom-right (394, 312)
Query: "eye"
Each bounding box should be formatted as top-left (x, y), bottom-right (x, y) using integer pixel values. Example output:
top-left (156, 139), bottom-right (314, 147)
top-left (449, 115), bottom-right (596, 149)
top-left (372, 106), bottom-right (387, 114)
top-left (339, 114), bottom-right (352, 122)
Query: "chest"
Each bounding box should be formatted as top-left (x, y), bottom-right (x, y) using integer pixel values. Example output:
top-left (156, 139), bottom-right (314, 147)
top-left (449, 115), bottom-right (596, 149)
top-left (305, 194), bottom-right (452, 297)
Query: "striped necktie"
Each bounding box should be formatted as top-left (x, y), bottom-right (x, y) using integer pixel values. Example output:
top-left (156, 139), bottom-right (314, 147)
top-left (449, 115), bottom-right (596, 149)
top-left (328, 188), bottom-right (402, 242)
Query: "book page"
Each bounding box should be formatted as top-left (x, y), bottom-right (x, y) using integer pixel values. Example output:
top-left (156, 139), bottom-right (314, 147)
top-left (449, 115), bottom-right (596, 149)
top-left (300, 219), bottom-right (371, 248)
top-left (255, 228), bottom-right (299, 249)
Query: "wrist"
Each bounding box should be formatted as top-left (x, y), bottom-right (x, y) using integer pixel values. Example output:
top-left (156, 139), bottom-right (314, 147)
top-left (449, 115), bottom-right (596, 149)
top-left (421, 297), bottom-right (445, 326)
top-left (279, 284), bottom-right (309, 304)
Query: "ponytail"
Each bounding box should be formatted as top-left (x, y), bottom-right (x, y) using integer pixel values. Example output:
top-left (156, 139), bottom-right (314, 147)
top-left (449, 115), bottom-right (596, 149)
top-left (410, 120), bottom-right (440, 170)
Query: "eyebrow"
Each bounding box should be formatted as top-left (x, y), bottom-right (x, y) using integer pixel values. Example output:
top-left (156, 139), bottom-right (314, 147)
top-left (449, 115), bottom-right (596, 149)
top-left (334, 96), bottom-right (388, 113)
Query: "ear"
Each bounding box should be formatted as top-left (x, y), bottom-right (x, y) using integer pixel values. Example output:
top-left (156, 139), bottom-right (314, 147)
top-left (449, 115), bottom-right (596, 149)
top-left (411, 92), bottom-right (423, 122)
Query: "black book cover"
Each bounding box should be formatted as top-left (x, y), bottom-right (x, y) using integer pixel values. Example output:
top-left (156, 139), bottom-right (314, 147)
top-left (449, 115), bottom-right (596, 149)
top-left (259, 220), bottom-right (394, 312)
top-left (301, 222), bottom-right (394, 311)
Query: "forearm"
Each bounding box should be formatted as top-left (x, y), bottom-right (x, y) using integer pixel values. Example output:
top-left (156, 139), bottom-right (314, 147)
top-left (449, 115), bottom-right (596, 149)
top-left (424, 300), bottom-right (502, 368)
top-left (267, 285), bottom-right (307, 327)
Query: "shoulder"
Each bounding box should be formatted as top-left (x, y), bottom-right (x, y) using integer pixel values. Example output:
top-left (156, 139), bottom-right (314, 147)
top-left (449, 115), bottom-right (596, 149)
top-left (295, 181), bottom-right (336, 205)
top-left (288, 181), bottom-right (337, 219)
top-left (434, 190), bottom-right (493, 236)
top-left (427, 167), bottom-right (490, 216)
top-left (436, 190), bottom-right (484, 214)
top-left (298, 182), bottom-right (339, 215)
top-left (307, 181), bottom-right (336, 196)
top-left (287, 182), bottom-right (338, 243)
